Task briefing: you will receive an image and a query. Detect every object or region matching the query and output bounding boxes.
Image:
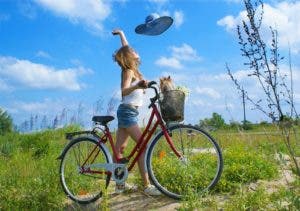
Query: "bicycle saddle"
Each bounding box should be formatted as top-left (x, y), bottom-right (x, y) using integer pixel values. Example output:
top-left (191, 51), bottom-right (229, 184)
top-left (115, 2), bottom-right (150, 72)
top-left (92, 116), bottom-right (114, 125)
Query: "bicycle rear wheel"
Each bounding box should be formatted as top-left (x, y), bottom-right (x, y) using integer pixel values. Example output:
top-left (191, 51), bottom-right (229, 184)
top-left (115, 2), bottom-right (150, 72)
top-left (59, 136), bottom-right (111, 204)
top-left (146, 124), bottom-right (223, 199)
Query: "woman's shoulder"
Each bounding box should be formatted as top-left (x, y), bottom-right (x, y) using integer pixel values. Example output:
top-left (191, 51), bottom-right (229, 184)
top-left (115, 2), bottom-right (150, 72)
top-left (122, 69), bottom-right (135, 80)
top-left (123, 69), bottom-right (137, 77)
top-left (122, 69), bottom-right (141, 81)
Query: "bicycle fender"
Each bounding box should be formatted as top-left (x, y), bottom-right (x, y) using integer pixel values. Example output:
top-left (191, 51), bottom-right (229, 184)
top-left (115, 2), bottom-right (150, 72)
top-left (57, 134), bottom-right (113, 164)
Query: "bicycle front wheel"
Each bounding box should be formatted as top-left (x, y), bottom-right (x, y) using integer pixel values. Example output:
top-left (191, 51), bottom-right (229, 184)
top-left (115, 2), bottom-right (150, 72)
top-left (59, 136), bottom-right (111, 204)
top-left (146, 124), bottom-right (223, 199)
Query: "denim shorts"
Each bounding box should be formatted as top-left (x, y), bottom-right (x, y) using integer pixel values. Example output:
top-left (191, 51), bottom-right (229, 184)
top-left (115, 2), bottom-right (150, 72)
top-left (117, 104), bottom-right (139, 128)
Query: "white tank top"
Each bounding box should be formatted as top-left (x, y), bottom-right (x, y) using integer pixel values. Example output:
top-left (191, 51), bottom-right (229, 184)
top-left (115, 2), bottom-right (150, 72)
top-left (122, 80), bottom-right (144, 107)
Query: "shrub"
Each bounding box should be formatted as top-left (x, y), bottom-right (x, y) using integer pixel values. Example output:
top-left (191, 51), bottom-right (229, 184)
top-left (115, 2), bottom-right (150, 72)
top-left (199, 112), bottom-right (226, 130)
top-left (224, 186), bottom-right (270, 210)
top-left (0, 108), bottom-right (13, 135)
top-left (215, 145), bottom-right (278, 193)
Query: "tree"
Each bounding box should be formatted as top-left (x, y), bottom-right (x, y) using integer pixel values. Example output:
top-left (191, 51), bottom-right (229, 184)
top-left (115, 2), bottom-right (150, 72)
top-left (227, 0), bottom-right (299, 176)
top-left (0, 107), bottom-right (13, 135)
top-left (199, 112), bottom-right (226, 130)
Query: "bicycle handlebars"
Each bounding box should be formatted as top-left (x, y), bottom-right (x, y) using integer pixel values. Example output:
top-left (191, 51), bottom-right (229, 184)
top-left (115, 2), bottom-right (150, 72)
top-left (147, 81), bottom-right (157, 88)
top-left (147, 81), bottom-right (159, 107)
top-left (147, 81), bottom-right (159, 96)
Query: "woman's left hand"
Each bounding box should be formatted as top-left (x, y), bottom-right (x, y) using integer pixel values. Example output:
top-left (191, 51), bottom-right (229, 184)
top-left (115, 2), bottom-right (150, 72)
top-left (137, 80), bottom-right (148, 88)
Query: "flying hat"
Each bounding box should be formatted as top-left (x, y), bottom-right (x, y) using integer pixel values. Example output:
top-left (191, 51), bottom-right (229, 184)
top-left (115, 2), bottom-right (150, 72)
top-left (135, 13), bottom-right (173, 36)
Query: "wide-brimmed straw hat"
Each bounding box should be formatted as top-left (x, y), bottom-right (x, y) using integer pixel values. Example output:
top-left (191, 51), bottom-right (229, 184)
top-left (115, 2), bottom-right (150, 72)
top-left (135, 13), bottom-right (173, 36)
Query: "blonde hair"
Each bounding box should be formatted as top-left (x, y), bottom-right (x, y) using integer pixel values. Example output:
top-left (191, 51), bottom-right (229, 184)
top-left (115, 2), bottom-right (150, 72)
top-left (113, 45), bottom-right (142, 79)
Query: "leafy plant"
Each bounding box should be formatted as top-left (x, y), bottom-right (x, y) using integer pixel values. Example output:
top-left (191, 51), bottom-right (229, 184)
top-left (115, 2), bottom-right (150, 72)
top-left (0, 107), bottom-right (13, 135)
top-left (224, 186), bottom-right (270, 210)
top-left (215, 145), bottom-right (278, 193)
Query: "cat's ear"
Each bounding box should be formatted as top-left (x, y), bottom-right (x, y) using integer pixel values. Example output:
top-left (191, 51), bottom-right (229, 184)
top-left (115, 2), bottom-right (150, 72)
top-left (168, 75), bottom-right (171, 79)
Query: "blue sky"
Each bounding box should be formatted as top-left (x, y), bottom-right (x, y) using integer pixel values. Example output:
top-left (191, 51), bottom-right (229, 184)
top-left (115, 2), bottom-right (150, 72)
top-left (1, 0), bottom-right (300, 130)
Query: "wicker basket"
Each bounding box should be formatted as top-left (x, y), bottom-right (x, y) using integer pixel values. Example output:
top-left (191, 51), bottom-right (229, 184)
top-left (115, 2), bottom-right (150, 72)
top-left (159, 90), bottom-right (185, 122)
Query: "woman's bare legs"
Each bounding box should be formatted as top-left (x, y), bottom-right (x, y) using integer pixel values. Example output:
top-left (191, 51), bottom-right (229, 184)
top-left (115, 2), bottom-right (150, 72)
top-left (115, 124), bottom-right (150, 187)
top-left (125, 124), bottom-right (150, 187)
top-left (115, 128), bottom-right (129, 161)
top-left (115, 124), bottom-right (161, 195)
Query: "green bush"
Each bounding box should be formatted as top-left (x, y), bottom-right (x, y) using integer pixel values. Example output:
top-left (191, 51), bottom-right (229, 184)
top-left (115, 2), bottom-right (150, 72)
top-left (215, 145), bottom-right (278, 193)
top-left (224, 180), bottom-right (300, 210)
top-left (199, 112), bottom-right (226, 130)
top-left (224, 187), bottom-right (270, 210)
top-left (0, 133), bottom-right (20, 157)
top-left (0, 108), bottom-right (13, 135)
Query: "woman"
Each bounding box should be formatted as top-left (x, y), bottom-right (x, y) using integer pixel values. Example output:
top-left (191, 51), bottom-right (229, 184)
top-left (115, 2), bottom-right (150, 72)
top-left (112, 29), bottom-right (161, 196)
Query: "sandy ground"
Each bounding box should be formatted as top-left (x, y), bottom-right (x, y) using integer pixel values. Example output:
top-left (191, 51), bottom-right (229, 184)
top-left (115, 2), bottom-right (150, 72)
top-left (65, 190), bottom-right (181, 211)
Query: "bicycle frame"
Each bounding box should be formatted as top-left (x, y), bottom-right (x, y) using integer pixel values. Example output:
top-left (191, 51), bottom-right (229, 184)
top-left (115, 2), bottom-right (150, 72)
top-left (78, 100), bottom-right (183, 177)
top-left (106, 102), bottom-right (182, 171)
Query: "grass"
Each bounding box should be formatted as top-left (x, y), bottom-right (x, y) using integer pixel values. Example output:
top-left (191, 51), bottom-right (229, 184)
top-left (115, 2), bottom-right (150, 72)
top-left (0, 124), bottom-right (299, 210)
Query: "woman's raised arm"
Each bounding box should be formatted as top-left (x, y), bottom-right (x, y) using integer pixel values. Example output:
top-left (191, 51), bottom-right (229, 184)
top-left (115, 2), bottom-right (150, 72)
top-left (112, 29), bottom-right (128, 47)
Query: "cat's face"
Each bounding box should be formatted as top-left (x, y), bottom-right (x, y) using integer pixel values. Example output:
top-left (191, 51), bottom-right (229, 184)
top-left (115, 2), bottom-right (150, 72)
top-left (160, 76), bottom-right (175, 92)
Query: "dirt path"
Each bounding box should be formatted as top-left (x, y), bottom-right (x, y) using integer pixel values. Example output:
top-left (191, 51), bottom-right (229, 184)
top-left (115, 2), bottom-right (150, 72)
top-left (65, 191), bottom-right (180, 210)
top-left (108, 192), bottom-right (180, 211)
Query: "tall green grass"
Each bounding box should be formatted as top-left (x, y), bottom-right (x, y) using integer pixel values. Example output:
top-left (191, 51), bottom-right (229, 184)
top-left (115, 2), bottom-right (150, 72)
top-left (0, 125), bottom-right (297, 209)
top-left (0, 126), bottom-right (79, 210)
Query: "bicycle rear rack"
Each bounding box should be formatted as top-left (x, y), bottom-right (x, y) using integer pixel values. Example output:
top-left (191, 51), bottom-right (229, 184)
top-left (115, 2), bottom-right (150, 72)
top-left (65, 131), bottom-right (96, 140)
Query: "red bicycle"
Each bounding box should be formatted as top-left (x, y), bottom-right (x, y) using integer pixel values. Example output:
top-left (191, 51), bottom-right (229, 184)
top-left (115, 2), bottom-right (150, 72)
top-left (58, 81), bottom-right (223, 204)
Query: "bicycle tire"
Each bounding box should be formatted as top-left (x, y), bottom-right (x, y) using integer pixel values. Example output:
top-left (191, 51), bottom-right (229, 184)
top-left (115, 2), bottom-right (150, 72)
top-left (59, 136), bottom-right (111, 204)
top-left (146, 124), bottom-right (223, 199)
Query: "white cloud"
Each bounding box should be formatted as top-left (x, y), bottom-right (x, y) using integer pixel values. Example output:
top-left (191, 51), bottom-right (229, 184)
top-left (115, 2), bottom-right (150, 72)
top-left (173, 11), bottom-right (184, 28)
top-left (34, 0), bottom-right (111, 34)
top-left (195, 87), bottom-right (221, 99)
top-left (190, 99), bottom-right (206, 106)
top-left (230, 69), bottom-right (250, 81)
top-left (171, 43), bottom-right (201, 61)
top-left (0, 56), bottom-right (91, 90)
top-left (9, 98), bottom-right (84, 126)
top-left (11, 98), bottom-right (85, 116)
top-left (217, 1), bottom-right (300, 53)
top-left (155, 43), bottom-right (201, 69)
top-left (0, 79), bottom-right (11, 91)
top-left (155, 57), bottom-right (183, 69)
top-left (217, 14), bottom-right (242, 32)
top-left (15, 99), bottom-right (61, 113)
top-left (36, 50), bottom-right (52, 59)
top-left (18, 1), bottom-right (37, 19)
